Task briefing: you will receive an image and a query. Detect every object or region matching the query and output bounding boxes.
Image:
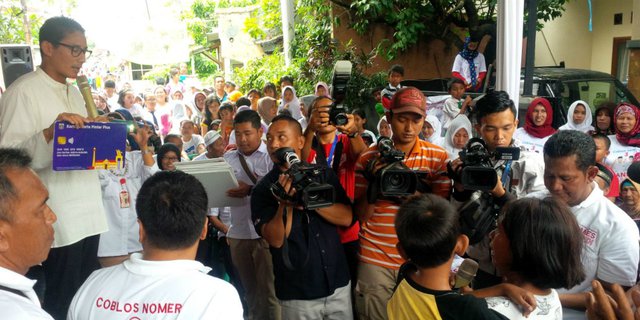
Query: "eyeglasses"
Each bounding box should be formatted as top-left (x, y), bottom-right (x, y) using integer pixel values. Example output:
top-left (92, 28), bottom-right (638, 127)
top-left (55, 42), bottom-right (92, 59)
top-left (163, 157), bottom-right (179, 162)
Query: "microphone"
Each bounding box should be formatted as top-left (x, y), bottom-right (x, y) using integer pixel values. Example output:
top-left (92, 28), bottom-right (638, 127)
top-left (76, 75), bottom-right (98, 118)
top-left (454, 258), bottom-right (479, 289)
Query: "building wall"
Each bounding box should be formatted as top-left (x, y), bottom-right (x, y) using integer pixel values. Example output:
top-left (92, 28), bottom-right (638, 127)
top-left (534, 0), bottom-right (633, 74)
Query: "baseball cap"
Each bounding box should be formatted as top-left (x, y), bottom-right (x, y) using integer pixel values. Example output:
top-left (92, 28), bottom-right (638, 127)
top-left (389, 87), bottom-right (426, 117)
top-left (204, 130), bottom-right (221, 147)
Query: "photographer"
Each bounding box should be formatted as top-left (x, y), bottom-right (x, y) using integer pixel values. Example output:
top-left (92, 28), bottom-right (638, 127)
top-left (353, 87), bottom-right (451, 320)
top-left (449, 90), bottom-right (546, 289)
top-left (302, 96), bottom-right (367, 284)
top-left (251, 115), bottom-right (355, 319)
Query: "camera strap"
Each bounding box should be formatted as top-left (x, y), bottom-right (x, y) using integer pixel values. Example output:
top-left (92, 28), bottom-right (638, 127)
top-left (500, 161), bottom-right (513, 191)
top-left (281, 206), bottom-right (311, 271)
top-left (238, 154), bottom-right (258, 185)
top-left (314, 135), bottom-right (343, 174)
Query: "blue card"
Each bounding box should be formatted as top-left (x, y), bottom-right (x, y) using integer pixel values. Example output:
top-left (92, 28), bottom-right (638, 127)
top-left (53, 121), bottom-right (128, 171)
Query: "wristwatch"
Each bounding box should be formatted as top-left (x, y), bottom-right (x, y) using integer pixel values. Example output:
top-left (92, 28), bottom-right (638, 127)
top-left (347, 132), bottom-right (359, 138)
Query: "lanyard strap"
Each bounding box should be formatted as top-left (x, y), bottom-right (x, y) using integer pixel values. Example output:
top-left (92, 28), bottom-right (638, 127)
top-left (501, 161), bottom-right (512, 191)
top-left (326, 135), bottom-right (339, 167)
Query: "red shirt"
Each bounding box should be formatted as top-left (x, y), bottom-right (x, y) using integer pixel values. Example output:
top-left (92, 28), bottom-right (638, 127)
top-left (308, 134), bottom-right (360, 243)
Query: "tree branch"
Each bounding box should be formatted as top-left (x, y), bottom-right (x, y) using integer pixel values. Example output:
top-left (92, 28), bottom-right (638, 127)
top-left (463, 0), bottom-right (479, 30)
top-left (329, 0), bottom-right (351, 10)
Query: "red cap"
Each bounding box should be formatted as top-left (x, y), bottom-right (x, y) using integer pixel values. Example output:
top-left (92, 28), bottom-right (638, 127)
top-left (389, 87), bottom-right (426, 117)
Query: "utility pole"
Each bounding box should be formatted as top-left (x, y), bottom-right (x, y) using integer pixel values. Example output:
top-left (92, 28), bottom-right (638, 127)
top-left (20, 0), bottom-right (32, 44)
top-left (523, 0), bottom-right (537, 96)
top-left (280, 0), bottom-right (294, 66)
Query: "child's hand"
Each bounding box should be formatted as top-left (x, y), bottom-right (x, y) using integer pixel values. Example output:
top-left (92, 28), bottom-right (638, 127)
top-left (464, 95), bottom-right (473, 105)
top-left (501, 283), bottom-right (537, 317)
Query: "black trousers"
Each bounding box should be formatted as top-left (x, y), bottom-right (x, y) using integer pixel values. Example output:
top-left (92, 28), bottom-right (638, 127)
top-left (40, 235), bottom-right (100, 320)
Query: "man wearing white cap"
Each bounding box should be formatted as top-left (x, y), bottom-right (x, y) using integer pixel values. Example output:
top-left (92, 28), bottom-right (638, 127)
top-left (193, 131), bottom-right (225, 161)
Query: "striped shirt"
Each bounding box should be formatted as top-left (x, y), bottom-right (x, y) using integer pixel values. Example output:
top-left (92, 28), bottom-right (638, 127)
top-left (355, 138), bottom-right (451, 270)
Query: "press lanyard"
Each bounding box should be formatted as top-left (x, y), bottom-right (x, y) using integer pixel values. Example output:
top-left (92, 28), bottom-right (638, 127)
top-left (326, 136), bottom-right (339, 167)
top-left (501, 161), bottom-right (512, 191)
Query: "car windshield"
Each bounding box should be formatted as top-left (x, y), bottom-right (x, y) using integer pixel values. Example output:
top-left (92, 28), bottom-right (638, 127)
top-left (560, 80), bottom-right (636, 113)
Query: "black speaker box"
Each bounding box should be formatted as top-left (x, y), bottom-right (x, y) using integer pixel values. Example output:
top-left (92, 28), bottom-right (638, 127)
top-left (1, 44), bottom-right (34, 90)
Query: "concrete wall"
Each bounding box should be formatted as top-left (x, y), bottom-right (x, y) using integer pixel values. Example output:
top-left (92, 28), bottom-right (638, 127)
top-left (534, 0), bottom-right (634, 73)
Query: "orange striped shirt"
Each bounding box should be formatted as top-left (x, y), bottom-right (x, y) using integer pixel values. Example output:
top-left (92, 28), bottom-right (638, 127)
top-left (355, 138), bottom-right (451, 270)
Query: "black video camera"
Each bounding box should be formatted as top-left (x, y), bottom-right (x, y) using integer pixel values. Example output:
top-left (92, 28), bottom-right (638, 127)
top-left (328, 61), bottom-right (352, 126)
top-left (455, 138), bottom-right (520, 191)
top-left (366, 137), bottom-right (418, 202)
top-left (270, 147), bottom-right (335, 210)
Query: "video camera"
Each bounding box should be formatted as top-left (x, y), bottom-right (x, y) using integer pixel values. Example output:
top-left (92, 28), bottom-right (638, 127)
top-left (328, 61), bottom-right (352, 126)
top-left (270, 147), bottom-right (335, 210)
top-left (366, 137), bottom-right (418, 203)
top-left (454, 138), bottom-right (520, 191)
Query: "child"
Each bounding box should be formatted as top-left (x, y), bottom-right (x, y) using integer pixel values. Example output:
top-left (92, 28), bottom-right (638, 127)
top-left (423, 115), bottom-right (444, 146)
top-left (377, 115), bottom-right (392, 139)
top-left (180, 119), bottom-right (205, 159)
top-left (218, 102), bottom-right (235, 148)
top-left (388, 194), bottom-right (529, 320)
top-left (279, 85), bottom-right (302, 120)
top-left (381, 64), bottom-right (404, 109)
top-left (443, 115), bottom-right (472, 160)
top-left (442, 78), bottom-right (472, 132)
top-left (593, 133), bottom-right (619, 201)
top-left (372, 86), bottom-right (385, 117)
top-left (485, 197), bottom-right (585, 319)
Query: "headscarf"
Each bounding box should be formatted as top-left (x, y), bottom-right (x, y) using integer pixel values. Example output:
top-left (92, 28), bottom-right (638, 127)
top-left (279, 86), bottom-right (302, 120)
top-left (424, 115), bottom-right (443, 145)
top-left (614, 103), bottom-right (640, 147)
top-left (156, 143), bottom-right (181, 170)
top-left (300, 94), bottom-right (316, 120)
top-left (523, 97), bottom-right (556, 138)
top-left (458, 37), bottom-right (479, 87)
top-left (258, 97), bottom-right (278, 125)
top-left (444, 115), bottom-right (472, 160)
top-left (377, 115), bottom-right (392, 138)
top-left (315, 82), bottom-right (330, 98)
top-left (559, 100), bottom-right (593, 133)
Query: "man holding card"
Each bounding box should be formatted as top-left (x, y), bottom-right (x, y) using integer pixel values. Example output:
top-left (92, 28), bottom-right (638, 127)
top-left (0, 16), bottom-right (108, 319)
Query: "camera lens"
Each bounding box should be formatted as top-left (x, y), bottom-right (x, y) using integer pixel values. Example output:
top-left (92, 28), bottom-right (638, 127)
top-left (386, 172), bottom-right (408, 190)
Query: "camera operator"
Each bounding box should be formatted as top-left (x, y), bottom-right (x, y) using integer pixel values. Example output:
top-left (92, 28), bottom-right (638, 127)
top-left (449, 90), bottom-right (546, 289)
top-left (353, 87), bottom-right (451, 320)
top-left (301, 96), bottom-right (367, 284)
top-left (251, 115), bottom-right (355, 319)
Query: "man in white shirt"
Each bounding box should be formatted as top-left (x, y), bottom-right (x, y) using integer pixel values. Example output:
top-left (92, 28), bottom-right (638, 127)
top-left (0, 149), bottom-right (57, 319)
top-left (223, 110), bottom-right (280, 320)
top-left (67, 170), bottom-right (243, 320)
top-left (535, 130), bottom-right (639, 319)
top-left (0, 16), bottom-right (108, 319)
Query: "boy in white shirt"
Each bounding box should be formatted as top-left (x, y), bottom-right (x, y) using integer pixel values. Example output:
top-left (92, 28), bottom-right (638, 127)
top-left (442, 78), bottom-right (472, 132)
top-left (180, 120), bottom-right (205, 159)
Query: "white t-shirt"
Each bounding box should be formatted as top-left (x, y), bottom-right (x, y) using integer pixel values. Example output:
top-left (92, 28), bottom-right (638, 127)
top-left (222, 142), bottom-right (273, 239)
top-left (514, 128), bottom-right (551, 154)
top-left (442, 97), bottom-right (461, 131)
top-left (451, 53), bottom-right (487, 85)
top-left (182, 134), bottom-right (205, 157)
top-left (486, 289), bottom-right (561, 320)
top-left (0, 67), bottom-right (107, 247)
top-left (0, 267), bottom-right (53, 320)
top-left (67, 253), bottom-right (243, 320)
top-left (605, 135), bottom-right (640, 181)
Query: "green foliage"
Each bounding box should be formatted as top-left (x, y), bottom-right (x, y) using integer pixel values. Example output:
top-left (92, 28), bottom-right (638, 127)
top-left (193, 53), bottom-right (219, 77)
top-left (347, 0), bottom-right (569, 60)
top-left (142, 65), bottom-right (171, 83)
top-left (0, 5), bottom-right (42, 44)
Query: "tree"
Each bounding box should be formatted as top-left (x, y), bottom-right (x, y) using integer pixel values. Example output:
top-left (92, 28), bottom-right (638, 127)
top-left (334, 0), bottom-right (569, 60)
top-left (0, 2), bottom-right (42, 45)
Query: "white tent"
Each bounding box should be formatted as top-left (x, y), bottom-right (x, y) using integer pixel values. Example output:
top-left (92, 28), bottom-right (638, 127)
top-left (496, 0), bottom-right (524, 114)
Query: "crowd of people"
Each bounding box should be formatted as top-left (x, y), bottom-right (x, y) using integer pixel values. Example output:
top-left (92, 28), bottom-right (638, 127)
top-left (1, 15), bottom-right (640, 320)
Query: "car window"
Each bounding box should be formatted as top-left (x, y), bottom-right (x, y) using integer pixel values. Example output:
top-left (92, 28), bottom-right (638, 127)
top-left (562, 80), bottom-right (634, 114)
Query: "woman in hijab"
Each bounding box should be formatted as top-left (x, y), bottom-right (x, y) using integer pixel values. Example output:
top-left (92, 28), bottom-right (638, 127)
top-left (377, 115), bottom-right (392, 139)
top-left (279, 86), bottom-right (302, 120)
top-left (514, 97), bottom-right (556, 153)
top-left (605, 103), bottom-right (640, 180)
top-left (559, 100), bottom-right (593, 133)
top-left (191, 92), bottom-right (206, 129)
top-left (315, 82), bottom-right (330, 98)
top-left (443, 115), bottom-right (472, 160)
top-left (451, 35), bottom-right (487, 92)
top-left (258, 97), bottom-right (279, 127)
top-left (422, 115), bottom-right (444, 146)
top-left (593, 102), bottom-right (616, 135)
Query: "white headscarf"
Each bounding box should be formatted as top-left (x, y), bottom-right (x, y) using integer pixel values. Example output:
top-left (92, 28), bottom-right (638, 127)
top-left (444, 115), bottom-right (472, 160)
top-left (424, 115), bottom-right (444, 146)
top-left (279, 86), bottom-right (302, 120)
top-left (377, 115), bottom-right (392, 138)
top-left (559, 100), bottom-right (594, 133)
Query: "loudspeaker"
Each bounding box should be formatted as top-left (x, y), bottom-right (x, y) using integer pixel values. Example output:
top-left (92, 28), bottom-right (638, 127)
top-left (0, 44), bottom-right (34, 90)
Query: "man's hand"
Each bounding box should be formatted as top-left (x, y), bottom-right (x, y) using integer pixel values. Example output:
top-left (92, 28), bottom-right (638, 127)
top-left (587, 280), bottom-right (640, 320)
top-left (227, 181), bottom-right (253, 198)
top-left (43, 112), bottom-right (90, 143)
top-left (308, 105), bottom-right (330, 132)
top-left (490, 172), bottom-right (506, 198)
top-left (90, 115), bottom-right (110, 123)
top-left (335, 113), bottom-right (357, 136)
